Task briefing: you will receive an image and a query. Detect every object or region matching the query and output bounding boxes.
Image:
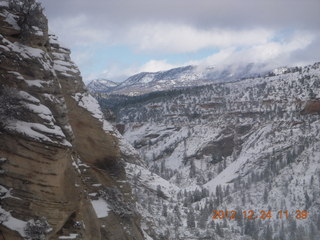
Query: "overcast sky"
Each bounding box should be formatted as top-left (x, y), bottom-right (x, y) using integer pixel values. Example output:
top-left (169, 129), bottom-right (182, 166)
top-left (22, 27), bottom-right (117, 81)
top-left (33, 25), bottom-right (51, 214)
top-left (39, 0), bottom-right (320, 83)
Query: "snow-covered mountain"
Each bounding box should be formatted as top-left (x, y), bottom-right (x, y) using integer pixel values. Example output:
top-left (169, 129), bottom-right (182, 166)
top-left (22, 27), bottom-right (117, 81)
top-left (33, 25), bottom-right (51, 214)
top-left (94, 64), bottom-right (264, 96)
top-left (99, 62), bottom-right (320, 240)
top-left (87, 78), bottom-right (118, 93)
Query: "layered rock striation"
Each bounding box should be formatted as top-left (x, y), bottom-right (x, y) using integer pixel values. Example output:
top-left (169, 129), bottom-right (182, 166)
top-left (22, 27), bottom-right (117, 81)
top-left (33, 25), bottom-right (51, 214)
top-left (0, 0), bottom-right (144, 239)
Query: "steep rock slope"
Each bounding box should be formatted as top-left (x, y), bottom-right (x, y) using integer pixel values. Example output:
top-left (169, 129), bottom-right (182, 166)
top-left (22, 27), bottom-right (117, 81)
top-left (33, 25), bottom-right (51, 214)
top-left (101, 63), bottom-right (320, 239)
top-left (0, 1), bottom-right (144, 239)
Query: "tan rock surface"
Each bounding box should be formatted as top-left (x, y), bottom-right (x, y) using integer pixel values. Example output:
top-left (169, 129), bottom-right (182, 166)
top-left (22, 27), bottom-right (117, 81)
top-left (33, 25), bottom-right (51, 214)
top-left (0, 1), bottom-right (144, 239)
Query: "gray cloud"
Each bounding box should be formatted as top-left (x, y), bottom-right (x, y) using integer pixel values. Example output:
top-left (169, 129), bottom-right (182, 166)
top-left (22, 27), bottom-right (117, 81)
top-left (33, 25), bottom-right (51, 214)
top-left (40, 0), bottom-right (320, 30)
top-left (38, 0), bottom-right (320, 82)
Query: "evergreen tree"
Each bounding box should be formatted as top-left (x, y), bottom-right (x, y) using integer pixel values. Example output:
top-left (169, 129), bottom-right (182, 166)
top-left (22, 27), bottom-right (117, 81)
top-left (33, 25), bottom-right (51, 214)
top-left (156, 185), bottom-right (165, 199)
top-left (265, 225), bottom-right (273, 240)
top-left (215, 223), bottom-right (223, 237)
top-left (198, 209), bottom-right (208, 229)
top-left (162, 205), bottom-right (168, 217)
top-left (305, 191), bottom-right (311, 209)
top-left (187, 210), bottom-right (195, 228)
top-left (263, 186), bottom-right (269, 203)
top-left (189, 160), bottom-right (196, 178)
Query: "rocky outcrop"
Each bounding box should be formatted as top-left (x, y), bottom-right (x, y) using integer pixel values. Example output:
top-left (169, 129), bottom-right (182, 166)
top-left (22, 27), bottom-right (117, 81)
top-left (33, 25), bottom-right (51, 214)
top-left (301, 99), bottom-right (320, 115)
top-left (0, 0), bottom-right (144, 239)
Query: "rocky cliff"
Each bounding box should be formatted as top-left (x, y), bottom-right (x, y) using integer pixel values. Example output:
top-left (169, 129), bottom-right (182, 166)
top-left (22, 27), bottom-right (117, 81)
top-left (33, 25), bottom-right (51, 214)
top-left (0, 0), bottom-right (144, 239)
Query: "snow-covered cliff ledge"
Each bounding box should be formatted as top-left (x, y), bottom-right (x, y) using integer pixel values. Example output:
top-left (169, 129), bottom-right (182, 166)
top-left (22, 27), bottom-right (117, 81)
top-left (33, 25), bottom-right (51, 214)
top-left (0, 1), bottom-right (145, 239)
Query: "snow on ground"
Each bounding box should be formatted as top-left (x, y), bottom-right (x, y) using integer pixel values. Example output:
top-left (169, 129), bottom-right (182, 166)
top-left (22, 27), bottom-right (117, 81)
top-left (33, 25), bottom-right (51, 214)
top-left (0, 10), bottom-right (20, 30)
top-left (142, 229), bottom-right (154, 240)
top-left (23, 102), bottom-right (55, 123)
top-left (19, 91), bottom-right (40, 104)
top-left (6, 120), bottom-right (71, 147)
top-left (0, 186), bottom-right (20, 200)
top-left (0, 206), bottom-right (27, 238)
top-left (126, 163), bottom-right (179, 199)
top-left (24, 79), bottom-right (52, 88)
top-left (49, 34), bottom-right (69, 50)
top-left (52, 54), bottom-right (79, 76)
top-left (112, 125), bottom-right (142, 162)
top-left (118, 137), bottom-right (141, 160)
top-left (102, 120), bottom-right (114, 132)
top-left (102, 62), bottom-right (320, 239)
top-left (7, 71), bottom-right (24, 80)
top-left (58, 234), bottom-right (78, 239)
top-left (204, 124), bottom-right (272, 192)
top-left (31, 26), bottom-right (43, 36)
top-left (53, 63), bottom-right (77, 75)
top-left (59, 233), bottom-right (78, 239)
top-left (14, 43), bottom-right (44, 59)
top-left (42, 93), bottom-right (63, 104)
top-left (124, 122), bottom-right (221, 171)
top-left (0, 31), bottom-right (54, 73)
top-left (0, 0), bottom-right (8, 7)
top-left (91, 198), bottom-right (110, 218)
top-left (73, 92), bottom-right (104, 122)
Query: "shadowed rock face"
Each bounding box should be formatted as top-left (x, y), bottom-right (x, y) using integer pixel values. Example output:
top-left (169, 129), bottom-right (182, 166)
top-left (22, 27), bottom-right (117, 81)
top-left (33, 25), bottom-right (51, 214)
top-left (0, 1), bottom-right (144, 239)
top-left (301, 99), bottom-right (320, 115)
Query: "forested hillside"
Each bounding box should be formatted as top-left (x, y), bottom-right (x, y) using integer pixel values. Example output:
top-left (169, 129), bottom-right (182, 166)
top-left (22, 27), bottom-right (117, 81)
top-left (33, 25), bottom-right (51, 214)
top-left (98, 63), bottom-right (320, 240)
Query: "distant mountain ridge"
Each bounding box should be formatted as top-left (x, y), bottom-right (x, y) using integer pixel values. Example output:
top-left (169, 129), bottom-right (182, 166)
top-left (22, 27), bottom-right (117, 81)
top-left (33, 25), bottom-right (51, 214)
top-left (88, 63), bottom-right (283, 96)
top-left (87, 78), bottom-right (118, 93)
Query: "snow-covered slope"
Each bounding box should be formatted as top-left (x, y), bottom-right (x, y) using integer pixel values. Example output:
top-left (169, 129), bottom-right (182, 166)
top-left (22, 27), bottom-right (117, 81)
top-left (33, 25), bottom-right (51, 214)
top-left (106, 64), bottom-right (262, 96)
top-left (87, 78), bottom-right (118, 93)
top-left (100, 62), bottom-right (320, 240)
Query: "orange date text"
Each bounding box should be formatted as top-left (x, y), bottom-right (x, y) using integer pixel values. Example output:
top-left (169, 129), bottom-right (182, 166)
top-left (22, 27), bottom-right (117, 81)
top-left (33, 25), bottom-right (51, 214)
top-left (212, 210), bottom-right (309, 220)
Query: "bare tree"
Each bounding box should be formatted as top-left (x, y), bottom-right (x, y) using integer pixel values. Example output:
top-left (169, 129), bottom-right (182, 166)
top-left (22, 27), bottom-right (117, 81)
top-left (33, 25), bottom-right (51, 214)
top-left (24, 217), bottom-right (51, 240)
top-left (8, 0), bottom-right (45, 42)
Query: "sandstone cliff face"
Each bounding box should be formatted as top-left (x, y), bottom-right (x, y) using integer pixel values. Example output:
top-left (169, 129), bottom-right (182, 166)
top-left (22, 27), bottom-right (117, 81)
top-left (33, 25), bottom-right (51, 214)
top-left (0, 1), bottom-right (144, 239)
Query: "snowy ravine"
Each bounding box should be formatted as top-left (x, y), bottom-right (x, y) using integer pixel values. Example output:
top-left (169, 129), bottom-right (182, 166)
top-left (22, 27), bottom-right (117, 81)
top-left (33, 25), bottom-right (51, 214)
top-left (99, 63), bottom-right (320, 240)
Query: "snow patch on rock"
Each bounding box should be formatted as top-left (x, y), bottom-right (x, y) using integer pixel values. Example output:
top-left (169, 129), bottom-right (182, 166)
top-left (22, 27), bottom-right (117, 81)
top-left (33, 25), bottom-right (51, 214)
top-left (91, 198), bottom-right (110, 218)
top-left (73, 92), bottom-right (104, 122)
